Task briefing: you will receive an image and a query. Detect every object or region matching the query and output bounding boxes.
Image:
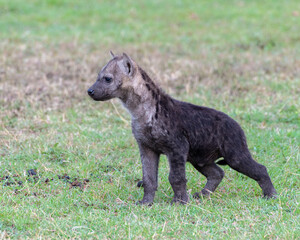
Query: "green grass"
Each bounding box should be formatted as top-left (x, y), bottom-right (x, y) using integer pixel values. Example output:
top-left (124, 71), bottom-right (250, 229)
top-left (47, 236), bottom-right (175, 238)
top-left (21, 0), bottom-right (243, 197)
top-left (0, 0), bottom-right (299, 239)
top-left (1, 0), bottom-right (300, 50)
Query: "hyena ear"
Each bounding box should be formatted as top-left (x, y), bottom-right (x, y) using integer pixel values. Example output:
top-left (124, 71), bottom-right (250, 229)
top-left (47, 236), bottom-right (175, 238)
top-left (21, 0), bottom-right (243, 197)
top-left (121, 53), bottom-right (135, 76)
top-left (109, 50), bottom-right (115, 58)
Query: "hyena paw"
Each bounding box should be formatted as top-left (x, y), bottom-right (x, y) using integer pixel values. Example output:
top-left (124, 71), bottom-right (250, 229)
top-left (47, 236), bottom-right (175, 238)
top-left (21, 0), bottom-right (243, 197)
top-left (263, 191), bottom-right (277, 199)
top-left (193, 189), bottom-right (212, 199)
top-left (136, 200), bottom-right (153, 206)
top-left (171, 194), bottom-right (189, 205)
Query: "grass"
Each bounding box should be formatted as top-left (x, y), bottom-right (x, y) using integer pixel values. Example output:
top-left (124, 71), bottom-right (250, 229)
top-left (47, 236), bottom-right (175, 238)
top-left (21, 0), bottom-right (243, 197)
top-left (1, 0), bottom-right (300, 50)
top-left (0, 0), bottom-right (299, 239)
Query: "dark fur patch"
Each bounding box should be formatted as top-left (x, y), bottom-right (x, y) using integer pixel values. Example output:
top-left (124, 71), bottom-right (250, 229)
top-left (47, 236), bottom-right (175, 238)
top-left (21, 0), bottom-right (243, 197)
top-left (156, 102), bottom-right (159, 113)
top-left (139, 67), bottom-right (151, 83)
top-left (152, 90), bottom-right (158, 100)
top-left (145, 83), bottom-right (151, 91)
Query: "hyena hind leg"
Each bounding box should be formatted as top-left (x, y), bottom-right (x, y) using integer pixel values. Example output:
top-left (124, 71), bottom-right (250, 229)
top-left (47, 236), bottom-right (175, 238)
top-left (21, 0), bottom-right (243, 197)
top-left (225, 154), bottom-right (277, 198)
top-left (191, 162), bottom-right (225, 199)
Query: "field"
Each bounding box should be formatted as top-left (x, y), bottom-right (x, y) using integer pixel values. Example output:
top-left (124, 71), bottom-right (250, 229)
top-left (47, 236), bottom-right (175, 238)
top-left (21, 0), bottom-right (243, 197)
top-left (0, 0), bottom-right (299, 239)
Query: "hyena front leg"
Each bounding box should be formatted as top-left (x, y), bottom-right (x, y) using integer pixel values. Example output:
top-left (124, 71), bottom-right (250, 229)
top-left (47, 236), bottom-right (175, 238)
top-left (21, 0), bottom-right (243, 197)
top-left (137, 143), bottom-right (160, 205)
top-left (167, 150), bottom-right (189, 204)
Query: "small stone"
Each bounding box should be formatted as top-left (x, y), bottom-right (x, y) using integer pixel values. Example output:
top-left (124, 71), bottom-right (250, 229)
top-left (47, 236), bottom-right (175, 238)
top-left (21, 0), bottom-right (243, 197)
top-left (137, 180), bottom-right (143, 188)
top-left (83, 179), bottom-right (90, 184)
top-left (70, 180), bottom-right (82, 188)
top-left (27, 169), bottom-right (37, 176)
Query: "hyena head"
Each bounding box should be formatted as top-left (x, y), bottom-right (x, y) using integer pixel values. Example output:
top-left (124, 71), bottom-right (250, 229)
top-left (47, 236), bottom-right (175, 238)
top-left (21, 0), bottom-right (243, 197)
top-left (87, 52), bottom-right (138, 101)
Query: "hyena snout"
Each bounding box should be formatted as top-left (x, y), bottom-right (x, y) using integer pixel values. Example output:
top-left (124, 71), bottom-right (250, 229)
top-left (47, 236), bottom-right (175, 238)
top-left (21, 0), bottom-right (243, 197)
top-left (87, 86), bottom-right (114, 101)
top-left (87, 88), bottom-right (95, 96)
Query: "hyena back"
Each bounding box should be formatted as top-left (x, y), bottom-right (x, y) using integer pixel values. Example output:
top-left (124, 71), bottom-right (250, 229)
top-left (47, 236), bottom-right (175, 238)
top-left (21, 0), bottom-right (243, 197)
top-left (87, 52), bottom-right (277, 205)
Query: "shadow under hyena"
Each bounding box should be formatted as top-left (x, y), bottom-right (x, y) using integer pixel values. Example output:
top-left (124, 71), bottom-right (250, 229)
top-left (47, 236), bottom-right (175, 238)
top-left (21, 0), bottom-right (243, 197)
top-left (87, 52), bottom-right (277, 205)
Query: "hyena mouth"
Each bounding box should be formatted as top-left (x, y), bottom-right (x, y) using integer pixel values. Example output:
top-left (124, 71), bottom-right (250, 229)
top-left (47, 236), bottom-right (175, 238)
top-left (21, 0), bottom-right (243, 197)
top-left (90, 94), bottom-right (111, 101)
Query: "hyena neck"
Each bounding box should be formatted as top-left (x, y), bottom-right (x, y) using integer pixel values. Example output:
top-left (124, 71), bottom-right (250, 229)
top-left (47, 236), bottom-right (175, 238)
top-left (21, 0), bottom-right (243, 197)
top-left (119, 66), bottom-right (165, 122)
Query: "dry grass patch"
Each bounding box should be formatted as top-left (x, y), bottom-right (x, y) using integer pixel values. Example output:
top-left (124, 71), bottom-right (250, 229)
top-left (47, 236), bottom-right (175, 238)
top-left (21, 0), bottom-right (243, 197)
top-left (1, 41), bottom-right (299, 110)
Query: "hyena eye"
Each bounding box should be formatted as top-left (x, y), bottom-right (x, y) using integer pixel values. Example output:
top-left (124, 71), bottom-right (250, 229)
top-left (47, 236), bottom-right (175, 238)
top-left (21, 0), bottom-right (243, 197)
top-left (104, 77), bottom-right (112, 83)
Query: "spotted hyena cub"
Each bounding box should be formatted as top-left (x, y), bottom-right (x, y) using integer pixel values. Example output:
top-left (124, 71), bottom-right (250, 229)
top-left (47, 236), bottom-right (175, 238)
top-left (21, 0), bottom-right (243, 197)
top-left (87, 52), bottom-right (277, 205)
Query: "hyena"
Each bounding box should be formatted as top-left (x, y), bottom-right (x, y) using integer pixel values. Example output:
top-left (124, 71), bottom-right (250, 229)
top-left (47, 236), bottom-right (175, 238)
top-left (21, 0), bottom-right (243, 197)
top-left (87, 52), bottom-right (277, 205)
